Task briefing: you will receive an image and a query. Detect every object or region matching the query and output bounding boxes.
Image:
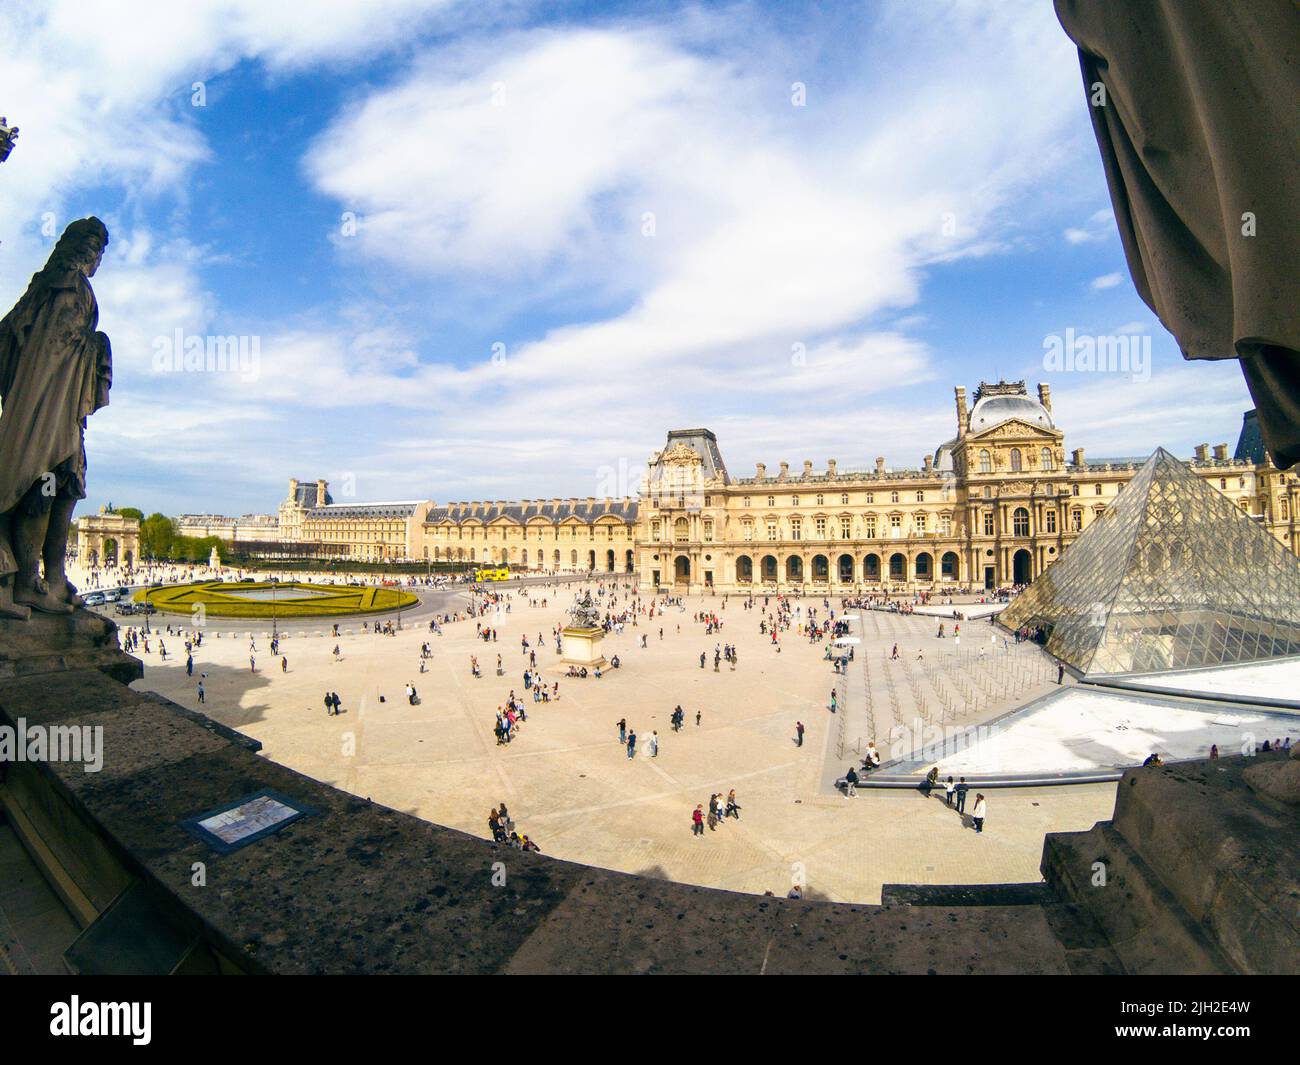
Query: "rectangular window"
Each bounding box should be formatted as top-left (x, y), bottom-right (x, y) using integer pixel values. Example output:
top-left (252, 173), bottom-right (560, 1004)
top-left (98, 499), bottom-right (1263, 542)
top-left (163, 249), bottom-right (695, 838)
top-left (790, 519), bottom-right (802, 541)
top-left (766, 521), bottom-right (778, 540)
top-left (815, 517), bottom-right (827, 538)
top-left (983, 512), bottom-right (995, 536)
top-left (865, 517), bottom-right (876, 539)
top-left (840, 517), bottom-right (852, 539)
top-left (1046, 510), bottom-right (1057, 533)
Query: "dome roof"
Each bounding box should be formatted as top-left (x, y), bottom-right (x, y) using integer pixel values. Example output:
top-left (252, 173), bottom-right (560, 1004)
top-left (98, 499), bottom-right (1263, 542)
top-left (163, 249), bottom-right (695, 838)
top-left (969, 391), bottom-right (1054, 433)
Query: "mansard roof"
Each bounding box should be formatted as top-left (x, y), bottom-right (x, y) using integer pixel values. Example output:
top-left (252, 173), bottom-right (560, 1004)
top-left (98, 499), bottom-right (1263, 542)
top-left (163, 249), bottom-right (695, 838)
top-left (306, 501), bottom-right (426, 520)
top-left (424, 499), bottom-right (638, 526)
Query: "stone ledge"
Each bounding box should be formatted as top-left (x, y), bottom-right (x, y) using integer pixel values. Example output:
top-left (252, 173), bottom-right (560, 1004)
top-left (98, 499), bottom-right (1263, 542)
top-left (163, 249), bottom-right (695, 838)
top-left (0, 668), bottom-right (1083, 974)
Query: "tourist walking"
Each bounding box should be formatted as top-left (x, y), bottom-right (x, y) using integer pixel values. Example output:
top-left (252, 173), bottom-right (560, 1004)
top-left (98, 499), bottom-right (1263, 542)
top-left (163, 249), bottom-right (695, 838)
top-left (944, 776), bottom-right (955, 807)
top-left (725, 789), bottom-right (740, 819)
top-left (648, 731), bottom-right (659, 757)
top-left (692, 804), bottom-right (704, 836)
top-left (843, 766), bottom-right (858, 798)
top-left (971, 793), bottom-right (987, 833)
top-left (626, 729), bottom-right (636, 759)
top-left (955, 776), bottom-right (968, 814)
top-left (795, 721), bottom-right (805, 747)
top-left (617, 717), bottom-right (627, 744)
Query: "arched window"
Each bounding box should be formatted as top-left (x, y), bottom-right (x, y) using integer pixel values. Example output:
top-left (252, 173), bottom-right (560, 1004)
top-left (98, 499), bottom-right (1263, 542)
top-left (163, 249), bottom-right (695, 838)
top-left (979, 450), bottom-right (991, 474)
top-left (1041, 447), bottom-right (1053, 471)
top-left (1010, 448), bottom-right (1022, 472)
top-left (1013, 507), bottom-right (1030, 536)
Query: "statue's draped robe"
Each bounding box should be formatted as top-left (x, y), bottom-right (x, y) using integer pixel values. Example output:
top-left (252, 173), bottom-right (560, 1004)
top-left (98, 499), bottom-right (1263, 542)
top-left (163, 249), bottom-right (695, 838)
top-left (0, 266), bottom-right (110, 515)
top-left (1055, 0), bottom-right (1300, 467)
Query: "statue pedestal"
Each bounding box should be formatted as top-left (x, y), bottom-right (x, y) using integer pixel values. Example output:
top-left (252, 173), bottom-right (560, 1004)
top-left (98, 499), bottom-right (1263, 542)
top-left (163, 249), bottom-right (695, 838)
top-left (0, 608), bottom-right (142, 685)
top-left (559, 626), bottom-right (607, 670)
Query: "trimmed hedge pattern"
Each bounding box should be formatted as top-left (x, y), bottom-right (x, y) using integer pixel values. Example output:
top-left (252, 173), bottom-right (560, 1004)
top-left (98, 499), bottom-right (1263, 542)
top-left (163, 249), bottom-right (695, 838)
top-left (137, 581), bottom-right (419, 618)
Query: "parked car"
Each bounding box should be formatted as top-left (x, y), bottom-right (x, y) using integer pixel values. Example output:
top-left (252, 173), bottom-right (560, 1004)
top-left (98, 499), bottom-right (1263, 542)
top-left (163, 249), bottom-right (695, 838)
top-left (83, 592), bottom-right (106, 606)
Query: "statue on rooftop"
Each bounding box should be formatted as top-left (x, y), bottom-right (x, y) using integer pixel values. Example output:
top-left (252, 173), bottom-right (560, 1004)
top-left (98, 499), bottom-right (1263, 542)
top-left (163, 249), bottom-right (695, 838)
top-left (0, 217), bottom-right (112, 619)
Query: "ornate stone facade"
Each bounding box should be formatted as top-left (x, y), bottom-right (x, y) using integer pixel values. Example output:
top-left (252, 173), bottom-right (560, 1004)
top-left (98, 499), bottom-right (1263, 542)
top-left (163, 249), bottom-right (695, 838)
top-left (182, 383), bottom-right (1297, 581)
top-left (74, 508), bottom-right (140, 569)
top-left (422, 499), bottom-right (638, 573)
top-left (633, 382), bottom-right (1298, 595)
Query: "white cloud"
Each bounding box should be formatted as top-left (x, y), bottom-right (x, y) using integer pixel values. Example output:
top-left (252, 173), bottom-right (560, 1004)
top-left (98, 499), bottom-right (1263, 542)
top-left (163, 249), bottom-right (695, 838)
top-left (293, 2), bottom-right (1094, 497)
top-left (1090, 271), bottom-right (1125, 291)
top-left (9, 0), bottom-right (1227, 515)
top-left (1064, 206), bottom-right (1115, 244)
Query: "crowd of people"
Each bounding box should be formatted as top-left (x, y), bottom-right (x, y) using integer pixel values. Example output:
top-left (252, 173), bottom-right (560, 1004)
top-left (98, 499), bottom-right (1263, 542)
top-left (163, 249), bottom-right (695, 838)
top-left (692, 789), bottom-right (741, 834)
top-left (487, 803), bottom-right (540, 851)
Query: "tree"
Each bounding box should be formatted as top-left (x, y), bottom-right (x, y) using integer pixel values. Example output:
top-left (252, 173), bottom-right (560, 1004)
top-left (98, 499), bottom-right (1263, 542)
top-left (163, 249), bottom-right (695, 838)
top-left (139, 513), bottom-right (176, 560)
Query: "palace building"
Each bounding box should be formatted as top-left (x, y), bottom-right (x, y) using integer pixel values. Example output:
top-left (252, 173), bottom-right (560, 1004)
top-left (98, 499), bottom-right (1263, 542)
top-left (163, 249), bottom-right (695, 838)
top-left (634, 382), bottom-right (1293, 595)
top-left (190, 382), bottom-right (1298, 590)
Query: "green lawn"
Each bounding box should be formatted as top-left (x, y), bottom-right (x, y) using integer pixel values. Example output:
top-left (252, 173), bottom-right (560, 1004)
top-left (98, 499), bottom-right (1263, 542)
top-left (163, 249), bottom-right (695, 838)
top-left (136, 581), bottom-right (419, 618)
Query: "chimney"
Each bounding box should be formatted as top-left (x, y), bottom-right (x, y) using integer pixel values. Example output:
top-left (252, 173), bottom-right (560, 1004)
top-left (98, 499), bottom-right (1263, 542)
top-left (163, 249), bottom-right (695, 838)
top-left (778, 461), bottom-right (789, 480)
top-left (923, 454), bottom-right (933, 472)
top-left (1194, 443), bottom-right (1209, 461)
top-left (316, 479), bottom-right (328, 506)
top-left (827, 459), bottom-right (837, 476)
top-left (875, 456), bottom-right (886, 474)
top-left (802, 460), bottom-right (813, 478)
top-left (1038, 382), bottom-right (1052, 413)
top-left (1212, 444), bottom-right (1227, 461)
top-left (955, 386), bottom-right (969, 438)
top-left (756, 462), bottom-right (766, 479)
top-left (289, 477), bottom-right (299, 495)
top-left (1071, 448), bottom-right (1086, 467)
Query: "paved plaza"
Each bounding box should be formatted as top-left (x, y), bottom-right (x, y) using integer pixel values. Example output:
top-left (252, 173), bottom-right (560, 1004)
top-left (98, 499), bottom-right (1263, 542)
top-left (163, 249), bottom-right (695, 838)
top-left (126, 584), bottom-right (1116, 903)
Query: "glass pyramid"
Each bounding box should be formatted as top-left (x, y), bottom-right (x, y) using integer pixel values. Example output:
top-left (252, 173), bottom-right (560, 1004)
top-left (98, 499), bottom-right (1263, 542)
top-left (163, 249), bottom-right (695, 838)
top-left (1000, 448), bottom-right (1300, 676)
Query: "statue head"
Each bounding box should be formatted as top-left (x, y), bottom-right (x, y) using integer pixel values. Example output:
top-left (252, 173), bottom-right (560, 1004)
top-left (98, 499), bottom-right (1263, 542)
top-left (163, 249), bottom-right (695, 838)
top-left (48, 217), bottom-right (109, 278)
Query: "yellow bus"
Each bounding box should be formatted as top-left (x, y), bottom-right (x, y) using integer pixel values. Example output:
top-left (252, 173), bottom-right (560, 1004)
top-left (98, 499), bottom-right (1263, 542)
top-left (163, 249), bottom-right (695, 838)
top-left (474, 567), bottom-right (511, 582)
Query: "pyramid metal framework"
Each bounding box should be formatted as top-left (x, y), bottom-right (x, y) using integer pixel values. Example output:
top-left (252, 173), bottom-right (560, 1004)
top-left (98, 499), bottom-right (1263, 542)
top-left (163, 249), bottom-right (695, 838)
top-left (999, 448), bottom-right (1300, 676)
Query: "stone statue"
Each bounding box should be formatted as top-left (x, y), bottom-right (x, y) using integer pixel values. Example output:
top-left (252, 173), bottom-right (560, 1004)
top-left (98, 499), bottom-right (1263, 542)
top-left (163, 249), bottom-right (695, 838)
top-left (0, 217), bottom-right (112, 619)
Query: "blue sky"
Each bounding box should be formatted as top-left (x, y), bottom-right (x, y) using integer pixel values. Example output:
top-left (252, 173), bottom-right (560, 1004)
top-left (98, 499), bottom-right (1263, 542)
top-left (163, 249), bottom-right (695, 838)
top-left (0, 0), bottom-right (1254, 516)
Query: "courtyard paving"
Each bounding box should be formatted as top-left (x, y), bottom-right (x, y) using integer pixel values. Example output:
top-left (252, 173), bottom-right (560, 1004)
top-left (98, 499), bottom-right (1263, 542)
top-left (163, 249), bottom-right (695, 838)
top-left (126, 583), bottom-right (1116, 903)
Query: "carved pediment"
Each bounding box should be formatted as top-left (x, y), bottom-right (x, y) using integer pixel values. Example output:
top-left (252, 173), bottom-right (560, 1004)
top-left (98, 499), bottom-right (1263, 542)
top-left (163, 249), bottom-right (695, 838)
top-left (986, 419), bottom-right (1055, 441)
top-left (661, 441), bottom-right (703, 466)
